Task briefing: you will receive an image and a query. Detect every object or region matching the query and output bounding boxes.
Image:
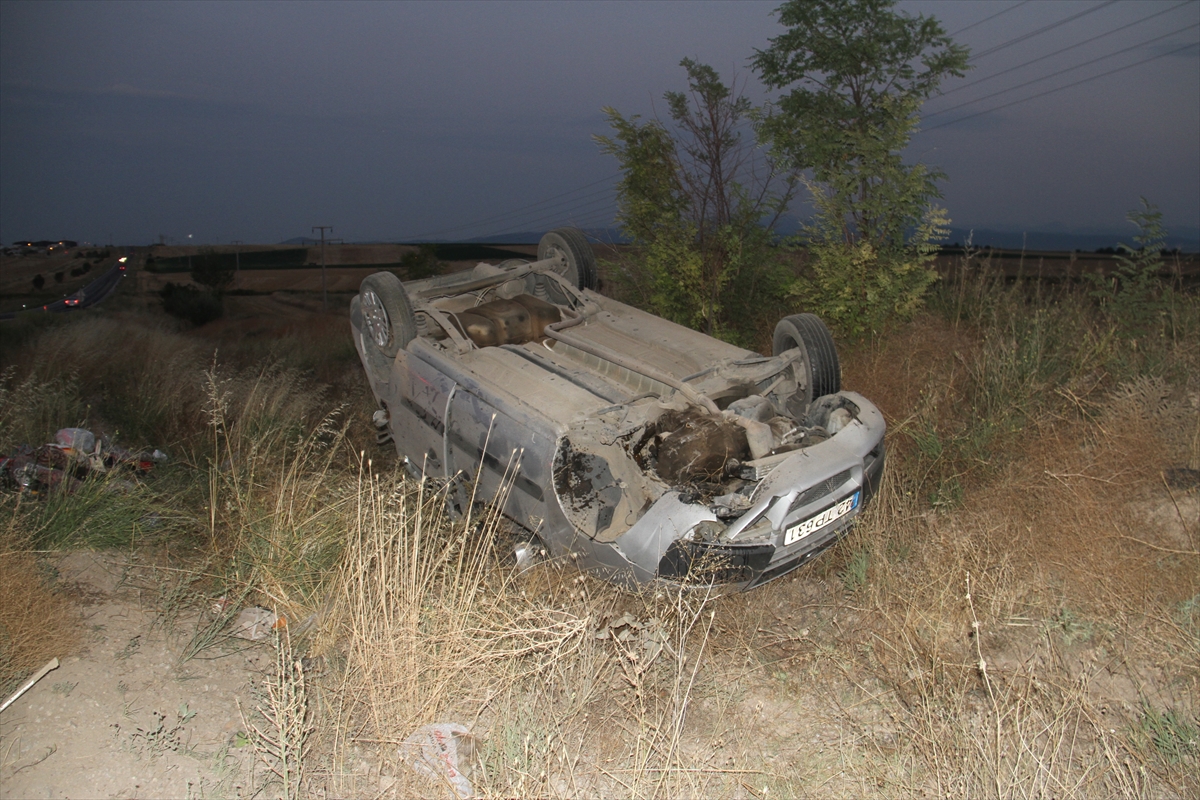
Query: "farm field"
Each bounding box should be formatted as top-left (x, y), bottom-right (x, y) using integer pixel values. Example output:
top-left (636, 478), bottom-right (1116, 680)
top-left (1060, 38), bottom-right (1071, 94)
top-left (0, 245), bottom-right (1197, 798)
top-left (3, 241), bottom-right (1197, 304)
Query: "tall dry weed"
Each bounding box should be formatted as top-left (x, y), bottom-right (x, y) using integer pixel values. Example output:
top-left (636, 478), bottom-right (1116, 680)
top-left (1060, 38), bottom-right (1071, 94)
top-left (314, 468), bottom-right (593, 796)
top-left (201, 361), bottom-right (352, 621)
top-left (3, 315), bottom-right (212, 448)
top-left (302, 460), bottom-right (771, 798)
top-left (806, 378), bottom-right (1199, 797)
top-left (0, 525), bottom-right (78, 698)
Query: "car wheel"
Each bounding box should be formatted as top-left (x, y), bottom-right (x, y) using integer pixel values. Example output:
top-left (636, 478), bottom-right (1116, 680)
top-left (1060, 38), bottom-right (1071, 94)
top-left (358, 272), bottom-right (417, 372)
top-left (538, 227), bottom-right (597, 290)
top-left (773, 313), bottom-right (840, 408)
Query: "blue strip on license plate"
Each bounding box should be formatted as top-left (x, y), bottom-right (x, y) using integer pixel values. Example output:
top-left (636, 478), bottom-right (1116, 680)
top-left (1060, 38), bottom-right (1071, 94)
top-left (785, 491), bottom-right (860, 545)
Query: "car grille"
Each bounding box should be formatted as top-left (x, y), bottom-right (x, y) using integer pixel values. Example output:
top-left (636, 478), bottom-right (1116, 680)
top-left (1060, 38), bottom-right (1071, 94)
top-left (788, 469), bottom-right (852, 515)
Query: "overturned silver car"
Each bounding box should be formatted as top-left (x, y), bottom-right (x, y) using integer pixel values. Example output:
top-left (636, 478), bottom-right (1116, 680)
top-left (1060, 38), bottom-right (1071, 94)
top-left (351, 228), bottom-right (885, 590)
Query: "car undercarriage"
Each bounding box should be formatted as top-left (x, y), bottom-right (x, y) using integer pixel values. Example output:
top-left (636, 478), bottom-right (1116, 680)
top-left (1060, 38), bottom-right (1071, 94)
top-left (351, 228), bottom-right (885, 590)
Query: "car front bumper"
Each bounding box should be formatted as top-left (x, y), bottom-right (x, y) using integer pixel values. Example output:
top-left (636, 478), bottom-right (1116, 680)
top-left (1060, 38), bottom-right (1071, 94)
top-left (604, 391), bottom-right (886, 590)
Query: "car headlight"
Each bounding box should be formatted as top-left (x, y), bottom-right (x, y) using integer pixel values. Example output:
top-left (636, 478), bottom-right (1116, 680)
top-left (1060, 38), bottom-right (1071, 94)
top-left (723, 497), bottom-right (780, 542)
top-left (686, 519), bottom-right (725, 543)
top-left (731, 513), bottom-right (775, 542)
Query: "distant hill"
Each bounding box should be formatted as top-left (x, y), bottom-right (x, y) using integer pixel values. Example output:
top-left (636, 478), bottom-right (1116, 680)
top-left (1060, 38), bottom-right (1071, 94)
top-left (945, 227), bottom-right (1200, 253)
top-left (774, 217), bottom-right (1199, 253)
top-left (322, 223), bottom-right (1200, 252)
top-left (436, 228), bottom-right (630, 245)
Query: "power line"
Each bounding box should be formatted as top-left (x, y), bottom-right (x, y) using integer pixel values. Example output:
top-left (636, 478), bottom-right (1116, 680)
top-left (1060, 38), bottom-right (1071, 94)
top-left (948, 1), bottom-right (1032, 37)
top-left (970, 0), bottom-right (1118, 61)
top-left (939, 0), bottom-right (1193, 98)
top-left (494, 192), bottom-right (616, 232)
top-left (487, 208), bottom-right (617, 241)
top-left (403, 172), bottom-right (618, 240)
top-left (926, 22), bottom-right (1199, 119)
top-left (924, 39), bottom-right (1200, 131)
top-left (407, 186), bottom-right (618, 242)
top-left (404, 179), bottom-right (614, 240)
top-left (473, 193), bottom-right (618, 239)
top-left (405, 185), bottom-right (617, 242)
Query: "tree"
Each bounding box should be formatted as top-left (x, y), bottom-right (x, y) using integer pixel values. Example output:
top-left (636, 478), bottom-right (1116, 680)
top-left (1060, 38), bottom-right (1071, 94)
top-left (596, 59), bottom-right (798, 344)
top-left (399, 243), bottom-right (442, 280)
top-left (1088, 198), bottom-right (1170, 336)
top-left (191, 248), bottom-right (235, 294)
top-left (159, 282), bottom-right (224, 326)
top-left (752, 0), bottom-right (969, 335)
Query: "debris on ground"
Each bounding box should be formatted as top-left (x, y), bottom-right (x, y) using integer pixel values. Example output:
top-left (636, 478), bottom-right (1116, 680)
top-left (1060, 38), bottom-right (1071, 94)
top-left (229, 606), bottom-right (283, 641)
top-left (401, 722), bottom-right (478, 799)
top-left (594, 612), bottom-right (674, 665)
top-left (0, 427), bottom-right (167, 495)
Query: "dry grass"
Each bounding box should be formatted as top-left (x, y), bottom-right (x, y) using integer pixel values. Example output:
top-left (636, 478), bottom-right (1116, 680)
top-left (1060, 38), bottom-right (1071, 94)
top-left (0, 531), bottom-right (78, 699)
top-left (797, 266), bottom-right (1200, 797)
top-left (1, 272), bottom-right (1198, 797)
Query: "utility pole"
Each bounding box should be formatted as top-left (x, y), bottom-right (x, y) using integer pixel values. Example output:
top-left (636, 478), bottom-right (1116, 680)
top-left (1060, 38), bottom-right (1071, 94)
top-left (312, 225), bottom-right (333, 311)
top-left (232, 240), bottom-right (243, 289)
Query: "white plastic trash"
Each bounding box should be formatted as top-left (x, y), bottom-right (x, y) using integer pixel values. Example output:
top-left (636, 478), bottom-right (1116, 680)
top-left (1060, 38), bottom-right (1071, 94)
top-left (54, 428), bottom-right (95, 454)
top-left (231, 606), bottom-right (279, 641)
top-left (402, 722), bottom-right (476, 798)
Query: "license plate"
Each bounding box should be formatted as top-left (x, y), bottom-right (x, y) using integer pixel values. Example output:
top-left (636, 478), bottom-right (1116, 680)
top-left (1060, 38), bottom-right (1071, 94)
top-left (785, 491), bottom-right (860, 545)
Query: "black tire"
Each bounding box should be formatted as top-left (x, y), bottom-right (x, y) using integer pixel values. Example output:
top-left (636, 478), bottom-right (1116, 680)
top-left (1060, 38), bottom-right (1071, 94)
top-left (538, 227), bottom-right (597, 290)
top-left (773, 313), bottom-right (840, 408)
top-left (357, 272), bottom-right (417, 376)
top-left (560, 227), bottom-right (599, 289)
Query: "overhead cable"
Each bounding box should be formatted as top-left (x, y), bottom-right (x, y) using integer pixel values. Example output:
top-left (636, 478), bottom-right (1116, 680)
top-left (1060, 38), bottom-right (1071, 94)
top-left (467, 193), bottom-right (618, 239)
top-left (488, 208), bottom-right (618, 241)
top-left (403, 172), bottom-right (618, 240)
top-left (924, 39), bottom-right (1200, 131)
top-left (926, 22), bottom-right (1199, 119)
top-left (948, 1), bottom-right (1032, 38)
top-left (407, 188), bottom-right (617, 242)
top-left (969, 0), bottom-right (1118, 61)
top-left (939, 0), bottom-right (1193, 98)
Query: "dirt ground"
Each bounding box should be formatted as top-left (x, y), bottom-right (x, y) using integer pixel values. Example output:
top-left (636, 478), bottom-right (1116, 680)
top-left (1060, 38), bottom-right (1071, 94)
top-left (1, 551), bottom-right (267, 799)
top-left (0, 549), bottom-right (891, 799)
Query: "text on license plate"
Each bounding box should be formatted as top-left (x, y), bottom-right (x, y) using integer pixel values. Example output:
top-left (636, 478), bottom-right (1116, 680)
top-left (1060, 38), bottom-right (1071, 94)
top-left (785, 491), bottom-right (860, 546)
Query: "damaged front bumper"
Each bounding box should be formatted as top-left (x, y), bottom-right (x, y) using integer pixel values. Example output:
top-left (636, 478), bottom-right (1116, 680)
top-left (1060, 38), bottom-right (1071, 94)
top-left (600, 391), bottom-right (886, 590)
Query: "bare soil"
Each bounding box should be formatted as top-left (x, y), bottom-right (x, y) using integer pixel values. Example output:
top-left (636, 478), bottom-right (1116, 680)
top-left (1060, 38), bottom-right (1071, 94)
top-left (1, 551), bottom-right (267, 799)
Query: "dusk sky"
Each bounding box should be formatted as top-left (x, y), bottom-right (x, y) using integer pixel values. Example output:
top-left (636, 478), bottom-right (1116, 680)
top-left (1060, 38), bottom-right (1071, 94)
top-left (1, 0), bottom-right (1197, 247)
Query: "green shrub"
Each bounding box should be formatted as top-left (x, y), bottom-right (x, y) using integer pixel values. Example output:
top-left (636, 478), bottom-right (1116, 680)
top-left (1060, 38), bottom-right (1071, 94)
top-left (191, 248), bottom-right (235, 294)
top-left (399, 244), bottom-right (442, 280)
top-left (159, 282), bottom-right (223, 327)
top-left (790, 195), bottom-right (946, 338)
top-left (1088, 198), bottom-right (1170, 337)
